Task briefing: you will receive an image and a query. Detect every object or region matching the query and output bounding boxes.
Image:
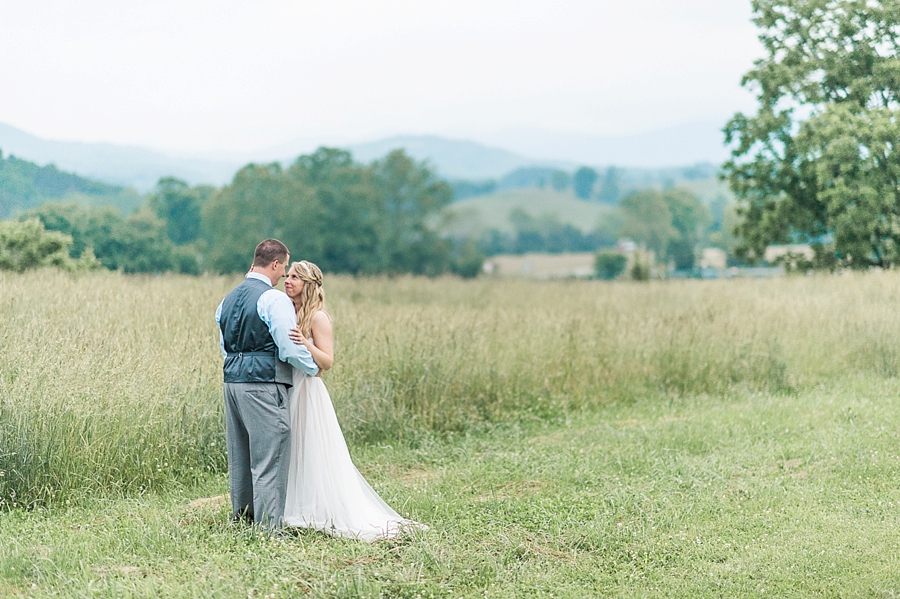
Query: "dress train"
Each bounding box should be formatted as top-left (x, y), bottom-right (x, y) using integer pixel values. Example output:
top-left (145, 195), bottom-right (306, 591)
top-left (282, 371), bottom-right (426, 541)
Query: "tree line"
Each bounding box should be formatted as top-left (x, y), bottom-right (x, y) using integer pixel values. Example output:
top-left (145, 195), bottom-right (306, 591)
top-left (449, 163), bottom-right (721, 203)
top-left (4, 148), bottom-right (483, 277)
top-left (450, 166), bottom-right (621, 202)
top-left (3, 145), bottom-right (730, 277)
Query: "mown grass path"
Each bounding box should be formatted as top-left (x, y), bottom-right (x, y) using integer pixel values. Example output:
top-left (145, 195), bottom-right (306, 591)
top-left (4, 375), bottom-right (900, 598)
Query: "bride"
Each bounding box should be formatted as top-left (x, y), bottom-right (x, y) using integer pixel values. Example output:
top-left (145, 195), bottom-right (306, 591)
top-left (281, 260), bottom-right (425, 541)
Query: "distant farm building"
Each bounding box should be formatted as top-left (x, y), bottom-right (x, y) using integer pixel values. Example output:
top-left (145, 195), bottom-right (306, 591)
top-left (700, 248), bottom-right (727, 270)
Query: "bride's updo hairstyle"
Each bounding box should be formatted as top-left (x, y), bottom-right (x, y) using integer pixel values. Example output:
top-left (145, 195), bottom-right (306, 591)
top-left (289, 260), bottom-right (328, 336)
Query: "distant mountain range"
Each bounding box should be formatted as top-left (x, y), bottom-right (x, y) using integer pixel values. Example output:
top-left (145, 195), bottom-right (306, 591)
top-left (0, 121), bottom-right (728, 191)
top-left (0, 122), bottom-right (240, 191)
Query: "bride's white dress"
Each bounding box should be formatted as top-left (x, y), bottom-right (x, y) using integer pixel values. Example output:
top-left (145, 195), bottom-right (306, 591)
top-left (282, 366), bottom-right (426, 541)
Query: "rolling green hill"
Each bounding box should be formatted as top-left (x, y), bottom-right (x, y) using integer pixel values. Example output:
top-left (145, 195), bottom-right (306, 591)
top-left (0, 151), bottom-right (142, 218)
top-left (442, 171), bottom-right (734, 238)
top-left (443, 188), bottom-right (613, 236)
top-left (677, 176), bottom-right (734, 205)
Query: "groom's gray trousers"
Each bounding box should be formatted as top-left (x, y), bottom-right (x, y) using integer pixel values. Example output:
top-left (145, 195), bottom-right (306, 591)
top-left (224, 382), bottom-right (291, 530)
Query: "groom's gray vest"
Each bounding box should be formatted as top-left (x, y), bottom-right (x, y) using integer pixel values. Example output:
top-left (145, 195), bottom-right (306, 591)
top-left (219, 277), bottom-right (293, 386)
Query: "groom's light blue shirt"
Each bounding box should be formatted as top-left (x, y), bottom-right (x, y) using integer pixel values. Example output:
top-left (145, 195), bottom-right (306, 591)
top-left (216, 272), bottom-right (319, 377)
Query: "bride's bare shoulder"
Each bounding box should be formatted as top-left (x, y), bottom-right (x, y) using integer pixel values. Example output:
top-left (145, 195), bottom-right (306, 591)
top-left (312, 310), bottom-right (332, 329)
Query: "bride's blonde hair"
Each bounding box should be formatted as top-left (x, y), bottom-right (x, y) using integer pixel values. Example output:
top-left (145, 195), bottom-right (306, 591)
top-left (289, 260), bottom-right (328, 336)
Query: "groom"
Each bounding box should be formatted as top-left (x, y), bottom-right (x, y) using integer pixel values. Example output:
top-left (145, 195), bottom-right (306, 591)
top-left (215, 238), bottom-right (319, 529)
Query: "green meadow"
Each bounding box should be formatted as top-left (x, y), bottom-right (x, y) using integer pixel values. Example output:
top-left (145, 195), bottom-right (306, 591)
top-left (3, 270), bottom-right (900, 597)
top-left (442, 178), bottom-right (731, 239)
top-left (445, 189), bottom-right (612, 236)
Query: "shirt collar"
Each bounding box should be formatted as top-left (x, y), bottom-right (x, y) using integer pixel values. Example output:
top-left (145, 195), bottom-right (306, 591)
top-left (246, 272), bottom-right (273, 287)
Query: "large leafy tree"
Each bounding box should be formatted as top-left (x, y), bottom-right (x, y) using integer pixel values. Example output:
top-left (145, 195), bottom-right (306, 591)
top-left (203, 148), bottom-right (458, 276)
top-left (372, 150), bottom-right (453, 275)
top-left (287, 148), bottom-right (384, 274)
top-left (665, 188), bottom-right (711, 269)
top-left (202, 163), bottom-right (310, 273)
top-left (619, 188), bottom-right (709, 268)
top-left (724, 0), bottom-right (900, 268)
top-left (619, 190), bottom-right (676, 259)
top-left (149, 178), bottom-right (213, 245)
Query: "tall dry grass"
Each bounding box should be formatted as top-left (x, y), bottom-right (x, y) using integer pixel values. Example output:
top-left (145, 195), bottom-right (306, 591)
top-left (2, 269), bottom-right (900, 507)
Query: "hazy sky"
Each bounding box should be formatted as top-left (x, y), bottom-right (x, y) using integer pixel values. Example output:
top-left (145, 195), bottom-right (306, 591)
top-left (0, 0), bottom-right (761, 154)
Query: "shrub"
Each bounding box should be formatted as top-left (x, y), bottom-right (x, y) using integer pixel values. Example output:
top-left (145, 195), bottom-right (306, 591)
top-left (0, 219), bottom-right (98, 272)
top-left (594, 251), bottom-right (627, 280)
top-left (631, 259), bottom-right (651, 281)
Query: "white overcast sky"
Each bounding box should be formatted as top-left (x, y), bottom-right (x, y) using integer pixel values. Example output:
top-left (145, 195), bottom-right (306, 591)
top-left (0, 0), bottom-right (762, 154)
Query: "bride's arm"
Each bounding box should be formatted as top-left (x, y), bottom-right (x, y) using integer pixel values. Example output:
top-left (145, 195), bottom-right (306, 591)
top-left (290, 312), bottom-right (334, 371)
top-left (307, 312), bottom-right (334, 370)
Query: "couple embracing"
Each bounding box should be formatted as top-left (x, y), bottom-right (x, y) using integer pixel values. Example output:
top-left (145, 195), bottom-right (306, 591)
top-left (216, 239), bottom-right (424, 541)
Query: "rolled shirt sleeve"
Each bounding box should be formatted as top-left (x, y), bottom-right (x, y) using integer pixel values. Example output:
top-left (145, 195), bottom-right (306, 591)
top-left (257, 289), bottom-right (319, 376)
top-left (215, 301), bottom-right (226, 358)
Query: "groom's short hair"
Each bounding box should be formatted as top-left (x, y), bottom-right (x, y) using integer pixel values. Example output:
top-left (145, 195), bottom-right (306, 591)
top-left (253, 239), bottom-right (289, 267)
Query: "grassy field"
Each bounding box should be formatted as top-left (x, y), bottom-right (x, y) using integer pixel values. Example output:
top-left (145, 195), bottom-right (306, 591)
top-left (4, 380), bottom-right (900, 597)
top-left (4, 270), bottom-right (900, 596)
